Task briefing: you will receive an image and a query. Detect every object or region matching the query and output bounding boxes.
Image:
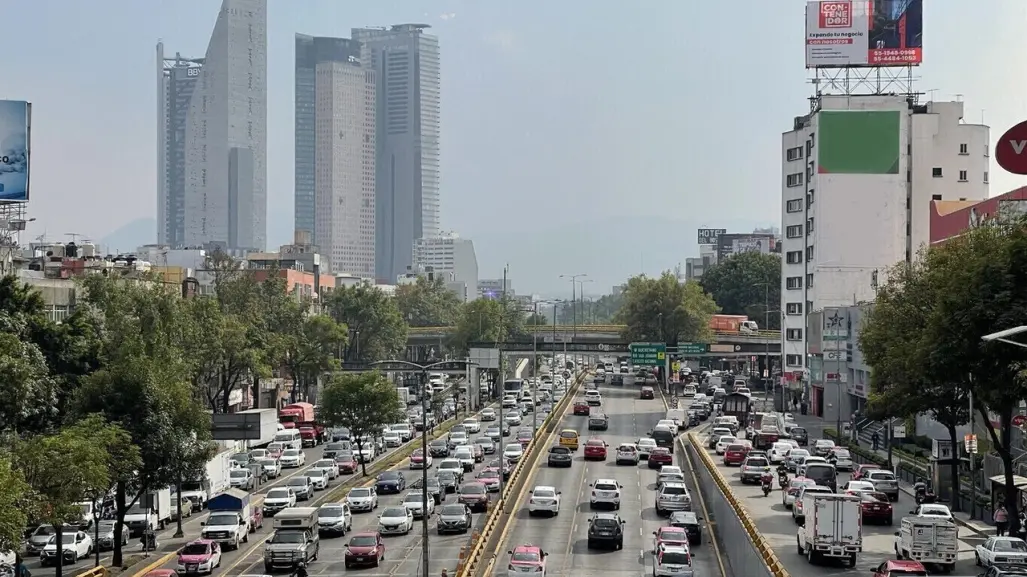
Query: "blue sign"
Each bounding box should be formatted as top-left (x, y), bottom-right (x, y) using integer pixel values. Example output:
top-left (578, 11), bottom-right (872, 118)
top-left (0, 100), bottom-right (30, 202)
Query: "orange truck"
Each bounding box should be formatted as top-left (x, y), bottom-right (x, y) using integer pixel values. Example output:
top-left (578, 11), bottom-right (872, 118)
top-left (709, 314), bottom-right (759, 334)
top-left (278, 402), bottom-right (315, 428)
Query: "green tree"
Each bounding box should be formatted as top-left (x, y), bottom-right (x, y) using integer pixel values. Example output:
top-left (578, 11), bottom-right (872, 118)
top-left (0, 456), bottom-right (31, 554)
top-left (327, 284), bottom-right (407, 363)
top-left (68, 415), bottom-right (142, 542)
top-left (395, 276), bottom-right (463, 327)
top-left (0, 327), bottom-right (57, 434)
top-left (524, 312), bottom-right (548, 327)
top-left (557, 293), bottom-right (623, 324)
top-left (450, 299), bottom-right (507, 354)
top-left (319, 372), bottom-right (404, 475)
top-left (699, 251), bottom-right (782, 330)
top-left (283, 314), bottom-right (348, 402)
top-left (616, 272), bottom-right (717, 345)
top-left (15, 420), bottom-right (119, 577)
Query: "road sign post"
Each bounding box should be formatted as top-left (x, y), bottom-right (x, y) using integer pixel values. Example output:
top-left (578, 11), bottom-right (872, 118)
top-left (630, 342), bottom-right (666, 366)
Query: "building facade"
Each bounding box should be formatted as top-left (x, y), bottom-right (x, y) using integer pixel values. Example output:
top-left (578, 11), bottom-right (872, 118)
top-left (182, 0), bottom-right (268, 251)
top-left (157, 47), bottom-right (204, 247)
top-left (352, 25), bottom-right (441, 283)
top-left (411, 233), bottom-right (478, 302)
top-left (478, 278), bottom-right (511, 299)
top-left (779, 95), bottom-right (989, 387)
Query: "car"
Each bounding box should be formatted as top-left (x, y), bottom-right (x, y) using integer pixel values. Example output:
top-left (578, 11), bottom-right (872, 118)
top-left (463, 418), bottom-right (482, 433)
top-left (640, 387), bottom-right (655, 399)
top-left (448, 431), bottom-right (469, 449)
top-left (457, 482), bottom-right (490, 513)
top-left (586, 513), bottom-right (626, 550)
top-left (344, 532), bottom-right (386, 568)
top-left (588, 413), bottom-right (609, 431)
top-left (843, 480), bottom-right (876, 494)
top-left (263, 487), bottom-right (298, 516)
top-left (307, 468), bottom-right (329, 490)
top-left (376, 506), bottom-right (414, 536)
top-left (975, 536), bottom-right (1027, 567)
top-left (828, 448), bottom-right (854, 471)
top-left (782, 477), bottom-right (816, 509)
top-left (792, 485), bottom-right (833, 522)
top-left (768, 442), bottom-right (793, 464)
top-left (279, 448), bottom-right (305, 468)
top-left (437, 469), bottom-right (461, 494)
top-left (653, 545), bottom-right (694, 577)
top-left (375, 471), bottom-right (406, 494)
top-left (648, 447), bottom-right (674, 469)
top-left (477, 438), bottom-right (496, 455)
top-left (317, 503), bottom-right (353, 536)
top-left (615, 443), bottom-right (639, 465)
top-left (504, 443), bottom-right (525, 463)
top-left (573, 402), bottom-right (590, 416)
top-left (715, 436), bottom-right (737, 455)
top-left (871, 560), bottom-right (928, 577)
top-left (504, 413), bottom-right (523, 426)
top-left (391, 423), bottom-right (413, 442)
top-left (516, 429), bottom-right (534, 449)
top-left (705, 428), bottom-right (732, 449)
top-left (723, 443), bottom-right (748, 466)
top-left (313, 458), bottom-right (339, 479)
top-left (789, 426), bottom-right (809, 446)
top-left (785, 449), bottom-right (810, 472)
top-left (481, 408), bottom-right (497, 421)
top-left (860, 491), bottom-right (893, 525)
top-left (652, 526), bottom-right (690, 552)
top-left (912, 503), bottom-right (954, 521)
top-left (507, 545), bottom-right (548, 577)
top-left (476, 468), bottom-right (502, 492)
top-left (545, 444), bottom-right (573, 467)
top-left (255, 458), bottom-right (282, 479)
top-left (383, 431), bottom-right (403, 448)
top-left (583, 439), bottom-right (608, 461)
top-left (655, 482), bottom-right (691, 515)
top-left (336, 453), bottom-right (359, 475)
top-left (409, 448), bottom-right (433, 470)
top-left (585, 393), bottom-right (603, 407)
top-left (322, 442), bottom-right (349, 459)
top-left (286, 476), bottom-right (314, 500)
top-left (589, 479), bottom-right (622, 510)
top-left (812, 439), bottom-right (836, 457)
top-left (668, 511), bottom-right (703, 545)
top-left (437, 504), bottom-right (473, 534)
top-left (175, 538), bottom-right (221, 575)
top-left (864, 469), bottom-right (900, 501)
top-left (528, 485), bottom-right (561, 516)
top-left (401, 490), bottom-right (435, 519)
top-left (40, 531), bottom-right (93, 566)
top-left (558, 429), bottom-right (580, 450)
top-left (636, 438), bottom-right (658, 460)
top-left (485, 425), bottom-right (503, 442)
top-left (797, 455), bottom-right (828, 477)
top-left (852, 463), bottom-right (880, 481)
top-left (454, 446), bottom-right (476, 472)
top-left (739, 455), bottom-right (771, 484)
top-left (94, 519), bottom-right (130, 551)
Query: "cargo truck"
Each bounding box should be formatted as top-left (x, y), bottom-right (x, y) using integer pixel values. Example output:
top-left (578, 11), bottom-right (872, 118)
top-left (279, 402), bottom-right (315, 428)
top-left (201, 489), bottom-right (263, 550)
top-left (796, 493), bottom-right (862, 567)
top-left (123, 488), bottom-right (173, 536)
top-left (176, 449), bottom-right (233, 512)
top-left (228, 408), bottom-right (279, 448)
top-left (709, 314), bottom-right (758, 334)
top-left (893, 517), bottom-right (958, 572)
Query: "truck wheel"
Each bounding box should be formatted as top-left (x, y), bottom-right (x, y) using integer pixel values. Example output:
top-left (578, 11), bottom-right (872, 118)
top-left (848, 553), bottom-right (856, 567)
top-left (243, 533), bottom-right (249, 543)
top-left (159, 520), bottom-right (166, 530)
top-left (796, 538), bottom-right (803, 555)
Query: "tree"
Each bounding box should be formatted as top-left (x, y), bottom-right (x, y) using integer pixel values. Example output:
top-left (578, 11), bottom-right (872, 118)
top-left (450, 299), bottom-right (508, 354)
top-left (557, 293), bottom-right (623, 324)
top-left (395, 276), bottom-right (462, 327)
top-left (524, 312), bottom-right (548, 327)
top-left (0, 456), bottom-right (31, 554)
top-left (327, 284), bottom-right (407, 363)
top-left (616, 272), bottom-right (717, 345)
top-left (15, 420), bottom-right (118, 577)
top-left (0, 327), bottom-right (57, 434)
top-left (319, 372), bottom-right (404, 475)
top-left (282, 314), bottom-right (348, 402)
top-left (699, 252), bottom-right (782, 330)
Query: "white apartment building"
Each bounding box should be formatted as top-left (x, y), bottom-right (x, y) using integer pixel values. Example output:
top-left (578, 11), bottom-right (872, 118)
top-left (780, 95), bottom-right (989, 376)
top-left (411, 233), bottom-right (478, 302)
top-left (314, 58), bottom-right (376, 278)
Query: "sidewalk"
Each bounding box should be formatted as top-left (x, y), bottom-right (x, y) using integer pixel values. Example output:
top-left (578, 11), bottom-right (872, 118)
top-left (791, 412), bottom-right (995, 537)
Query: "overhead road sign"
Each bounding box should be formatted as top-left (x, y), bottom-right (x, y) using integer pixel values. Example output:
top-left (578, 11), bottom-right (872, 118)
top-left (630, 342), bottom-right (666, 366)
top-left (677, 343), bottom-right (707, 355)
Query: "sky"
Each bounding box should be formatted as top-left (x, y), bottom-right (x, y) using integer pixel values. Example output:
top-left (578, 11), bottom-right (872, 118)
top-left (2, 0), bottom-right (1026, 295)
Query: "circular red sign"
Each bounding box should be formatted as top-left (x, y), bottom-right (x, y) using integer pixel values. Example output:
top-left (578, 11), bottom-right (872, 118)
top-left (995, 120), bottom-right (1027, 175)
top-left (1013, 414), bottom-right (1026, 427)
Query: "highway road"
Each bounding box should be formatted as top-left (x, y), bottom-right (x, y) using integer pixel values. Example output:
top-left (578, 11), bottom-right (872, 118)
top-left (489, 379), bottom-right (726, 577)
top-left (701, 427), bottom-right (987, 576)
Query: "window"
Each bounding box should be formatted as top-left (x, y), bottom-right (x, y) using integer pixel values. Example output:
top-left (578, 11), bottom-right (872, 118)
top-left (806, 217), bottom-right (815, 233)
top-left (786, 225), bottom-right (803, 239)
top-left (786, 173), bottom-right (804, 187)
top-left (806, 245), bottom-right (814, 261)
top-left (932, 167), bottom-right (943, 178)
top-left (786, 354), bottom-right (803, 367)
top-left (806, 273), bottom-right (814, 287)
top-left (786, 277), bottom-right (802, 290)
top-left (786, 199), bottom-right (803, 213)
top-left (959, 170), bottom-right (968, 182)
top-left (786, 147), bottom-right (803, 161)
top-left (787, 328), bottom-right (803, 340)
top-left (959, 143), bottom-right (968, 155)
top-left (786, 303), bottom-right (803, 315)
top-left (786, 251), bottom-right (802, 264)
top-left (984, 171), bottom-right (990, 183)
top-left (932, 194), bottom-right (942, 201)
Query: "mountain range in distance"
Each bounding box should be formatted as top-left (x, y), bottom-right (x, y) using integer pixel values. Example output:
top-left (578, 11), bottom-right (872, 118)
top-left (97, 216), bottom-right (773, 295)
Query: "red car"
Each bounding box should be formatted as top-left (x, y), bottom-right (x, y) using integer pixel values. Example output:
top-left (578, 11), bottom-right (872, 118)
top-left (583, 439), bottom-right (608, 461)
top-left (517, 430), bottom-right (534, 449)
top-left (640, 387), bottom-right (655, 400)
top-left (573, 402), bottom-right (590, 416)
top-left (344, 532), bottom-right (386, 568)
top-left (852, 464), bottom-right (879, 481)
top-left (723, 444), bottom-right (747, 466)
top-left (648, 447), bottom-right (673, 468)
top-left (871, 559), bottom-right (926, 577)
top-left (652, 526), bottom-right (690, 552)
top-left (859, 491), bottom-right (893, 525)
top-left (336, 455), bottom-right (359, 474)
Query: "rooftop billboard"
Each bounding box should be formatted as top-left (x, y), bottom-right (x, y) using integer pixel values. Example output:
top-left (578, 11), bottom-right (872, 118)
top-left (697, 228), bottom-right (725, 245)
top-left (805, 0), bottom-right (923, 68)
top-left (818, 110), bottom-right (900, 174)
top-left (0, 100), bottom-right (30, 203)
top-left (929, 187), bottom-right (1027, 244)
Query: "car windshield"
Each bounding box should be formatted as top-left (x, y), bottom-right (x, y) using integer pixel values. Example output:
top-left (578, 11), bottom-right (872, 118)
top-left (789, 450), bottom-right (809, 458)
top-left (870, 472), bottom-right (896, 480)
top-left (461, 484), bottom-right (485, 495)
top-left (208, 513), bottom-right (239, 526)
top-left (533, 489), bottom-right (555, 498)
top-left (440, 505), bottom-right (466, 516)
top-left (861, 493), bottom-right (889, 503)
top-left (661, 552), bottom-right (691, 565)
top-left (431, 440), bottom-right (446, 447)
top-left (994, 540), bottom-right (1027, 552)
top-left (349, 488), bottom-right (371, 498)
top-left (920, 506), bottom-right (949, 515)
top-left (479, 470), bottom-right (499, 479)
top-left (746, 458), bottom-right (769, 467)
top-left (404, 493), bottom-right (425, 503)
top-left (662, 486), bottom-right (687, 495)
top-left (98, 521), bottom-right (117, 532)
top-left (315, 460), bottom-right (333, 468)
top-left (505, 444), bottom-right (521, 452)
top-left (267, 489), bottom-right (291, 499)
top-left (833, 450), bottom-right (851, 458)
top-left (181, 543), bottom-right (209, 555)
top-left (381, 507), bottom-right (406, 517)
top-left (560, 432), bottom-right (577, 439)
top-left (438, 471), bottom-right (457, 480)
top-left (270, 532), bottom-right (305, 544)
top-left (349, 536), bottom-right (377, 547)
top-left (48, 534), bottom-right (78, 544)
top-left (791, 427), bottom-right (807, 435)
top-left (587, 440), bottom-right (604, 447)
top-left (379, 472), bottom-right (401, 481)
top-left (287, 478), bottom-right (307, 487)
top-left (593, 518), bottom-right (619, 528)
top-left (230, 470), bottom-right (247, 477)
top-left (512, 552), bottom-right (540, 563)
top-left (319, 507), bottom-right (344, 518)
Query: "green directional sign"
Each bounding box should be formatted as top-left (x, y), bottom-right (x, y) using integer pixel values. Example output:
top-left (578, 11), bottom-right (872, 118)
top-left (678, 343), bottom-right (707, 355)
top-left (630, 342), bottom-right (666, 366)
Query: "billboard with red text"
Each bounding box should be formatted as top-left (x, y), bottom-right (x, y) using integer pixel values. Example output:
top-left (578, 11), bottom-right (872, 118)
top-left (806, 0), bottom-right (923, 68)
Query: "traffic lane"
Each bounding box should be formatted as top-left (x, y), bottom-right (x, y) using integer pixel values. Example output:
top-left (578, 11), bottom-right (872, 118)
top-left (703, 444), bottom-right (982, 575)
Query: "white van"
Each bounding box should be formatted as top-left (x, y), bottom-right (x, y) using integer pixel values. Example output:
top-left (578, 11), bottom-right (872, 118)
top-left (665, 409), bottom-right (686, 430)
top-left (273, 429), bottom-right (302, 451)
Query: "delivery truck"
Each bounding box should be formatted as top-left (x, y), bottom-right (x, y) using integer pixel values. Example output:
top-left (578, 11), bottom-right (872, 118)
top-left (279, 402), bottom-right (315, 428)
top-left (123, 488), bottom-right (173, 536)
top-left (228, 408), bottom-right (278, 448)
top-left (176, 449), bottom-right (233, 511)
top-left (893, 517), bottom-right (958, 572)
top-left (796, 493), bottom-right (862, 567)
top-left (709, 314), bottom-right (758, 334)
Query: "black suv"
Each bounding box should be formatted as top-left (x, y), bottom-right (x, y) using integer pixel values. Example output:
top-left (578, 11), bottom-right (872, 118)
top-left (586, 513), bottom-right (626, 550)
top-left (669, 511), bottom-right (703, 545)
top-left (547, 445), bottom-right (573, 468)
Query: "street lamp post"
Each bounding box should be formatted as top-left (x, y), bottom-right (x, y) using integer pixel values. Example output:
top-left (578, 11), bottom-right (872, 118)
top-left (560, 273), bottom-right (588, 346)
top-left (371, 359), bottom-right (476, 577)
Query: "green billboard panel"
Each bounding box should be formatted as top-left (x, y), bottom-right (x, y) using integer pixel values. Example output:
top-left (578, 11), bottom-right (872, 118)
top-left (818, 110), bottom-right (900, 175)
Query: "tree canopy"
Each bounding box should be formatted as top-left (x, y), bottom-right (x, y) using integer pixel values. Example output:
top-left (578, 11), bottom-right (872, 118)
top-left (327, 284), bottom-right (407, 363)
top-left (319, 372), bottom-right (404, 475)
top-left (615, 272), bottom-right (718, 345)
top-left (395, 276), bottom-right (463, 327)
top-left (557, 293), bottom-right (622, 324)
top-left (699, 251), bottom-right (782, 330)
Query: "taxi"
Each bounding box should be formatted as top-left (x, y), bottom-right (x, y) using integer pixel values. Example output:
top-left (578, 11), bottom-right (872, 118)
top-left (871, 559), bottom-right (927, 577)
top-left (558, 429), bottom-right (580, 451)
top-left (652, 526), bottom-right (690, 553)
top-left (583, 439), bottom-right (608, 461)
top-left (507, 544), bottom-right (548, 576)
top-left (175, 539), bottom-right (221, 575)
top-left (573, 402), bottom-right (590, 416)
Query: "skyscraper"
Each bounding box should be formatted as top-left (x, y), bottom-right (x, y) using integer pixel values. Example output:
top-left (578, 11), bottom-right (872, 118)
top-left (181, 0), bottom-right (267, 251)
top-left (352, 24), bottom-right (441, 282)
top-left (157, 46), bottom-right (203, 247)
top-left (294, 35), bottom-right (376, 277)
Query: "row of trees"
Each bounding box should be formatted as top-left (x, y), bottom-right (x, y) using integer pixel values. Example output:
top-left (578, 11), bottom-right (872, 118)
top-left (858, 216), bottom-right (1027, 530)
top-left (699, 251), bottom-right (782, 330)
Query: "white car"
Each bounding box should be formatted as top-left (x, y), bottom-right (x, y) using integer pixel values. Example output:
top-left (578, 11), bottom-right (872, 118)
top-left (504, 443), bottom-right (524, 463)
top-left (653, 545), bottom-right (693, 577)
top-left (347, 487), bottom-right (379, 512)
top-left (828, 448), bottom-right (854, 471)
top-left (636, 438), bottom-right (658, 459)
top-left (715, 436), bottom-right (736, 455)
top-left (782, 478), bottom-right (816, 509)
top-left (792, 485), bottom-right (833, 521)
top-left (383, 431), bottom-right (403, 448)
top-left (255, 458), bottom-right (281, 479)
top-left (438, 459), bottom-right (464, 477)
top-left (527, 485), bottom-right (561, 516)
top-left (657, 466), bottom-right (686, 487)
top-left (589, 479), bottom-right (622, 509)
top-left (317, 503), bottom-right (352, 535)
top-left (768, 442), bottom-right (793, 464)
top-left (307, 468), bottom-right (329, 490)
top-left (357, 445), bottom-right (376, 463)
top-left (504, 413), bottom-right (523, 426)
top-left (313, 459), bottom-right (339, 480)
top-left (481, 408), bottom-right (497, 421)
top-left (377, 506), bottom-right (414, 535)
top-left (812, 439), bottom-right (836, 457)
top-left (279, 448), bottom-right (305, 468)
top-left (843, 480), bottom-right (875, 494)
top-left (401, 491), bottom-right (435, 519)
top-left (448, 431), bottom-right (469, 449)
top-left (462, 418), bottom-right (482, 433)
top-left (453, 446), bottom-right (476, 472)
top-left (40, 531), bottom-right (92, 566)
top-left (263, 488), bottom-right (297, 514)
top-left (914, 503), bottom-right (954, 521)
top-left (785, 449), bottom-right (810, 471)
top-left (975, 536), bottom-right (1027, 567)
top-left (391, 423), bottom-right (413, 442)
top-left (798, 456), bottom-right (828, 477)
top-left (615, 444), bottom-right (639, 465)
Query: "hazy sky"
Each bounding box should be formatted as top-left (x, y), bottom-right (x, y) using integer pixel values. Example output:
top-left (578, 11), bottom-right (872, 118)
top-left (3, 0), bottom-right (1027, 294)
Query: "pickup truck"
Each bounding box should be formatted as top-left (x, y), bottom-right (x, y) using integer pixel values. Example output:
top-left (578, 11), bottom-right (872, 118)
top-left (201, 489), bottom-right (263, 550)
top-left (893, 516), bottom-right (957, 572)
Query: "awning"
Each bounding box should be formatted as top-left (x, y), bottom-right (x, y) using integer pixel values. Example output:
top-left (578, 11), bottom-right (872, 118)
top-left (989, 474), bottom-right (1027, 489)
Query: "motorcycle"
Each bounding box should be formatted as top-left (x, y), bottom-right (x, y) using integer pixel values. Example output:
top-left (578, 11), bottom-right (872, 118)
top-left (913, 482), bottom-right (936, 505)
top-left (778, 471), bottom-right (789, 489)
top-left (761, 473), bottom-right (774, 497)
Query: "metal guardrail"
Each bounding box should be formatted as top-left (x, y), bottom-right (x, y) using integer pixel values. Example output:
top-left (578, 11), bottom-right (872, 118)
top-left (408, 325), bottom-right (781, 341)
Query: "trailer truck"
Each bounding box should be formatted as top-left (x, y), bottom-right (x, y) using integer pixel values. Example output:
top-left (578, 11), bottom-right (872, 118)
top-left (796, 493), bottom-right (862, 567)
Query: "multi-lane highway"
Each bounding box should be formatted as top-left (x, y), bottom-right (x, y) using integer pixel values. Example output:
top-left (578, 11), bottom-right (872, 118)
top-left (701, 426), bottom-right (986, 576)
top-left (488, 378), bottom-right (725, 577)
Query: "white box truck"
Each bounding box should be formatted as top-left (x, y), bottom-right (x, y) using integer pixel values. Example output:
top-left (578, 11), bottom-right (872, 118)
top-left (796, 493), bottom-right (862, 567)
top-left (123, 488), bottom-right (172, 536)
top-left (893, 517), bottom-right (958, 572)
top-left (176, 449), bottom-right (233, 512)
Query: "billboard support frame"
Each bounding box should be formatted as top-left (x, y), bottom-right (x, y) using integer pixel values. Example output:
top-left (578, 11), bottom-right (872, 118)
top-left (809, 65), bottom-right (917, 103)
top-left (0, 202), bottom-right (27, 276)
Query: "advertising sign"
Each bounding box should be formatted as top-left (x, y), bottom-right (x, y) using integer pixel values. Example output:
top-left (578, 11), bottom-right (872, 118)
top-left (805, 0), bottom-right (923, 68)
top-left (996, 120), bottom-right (1027, 175)
top-left (0, 100), bottom-right (30, 203)
top-left (697, 228), bottom-right (725, 245)
top-left (732, 237), bottom-right (770, 255)
top-left (929, 189), bottom-right (1027, 245)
